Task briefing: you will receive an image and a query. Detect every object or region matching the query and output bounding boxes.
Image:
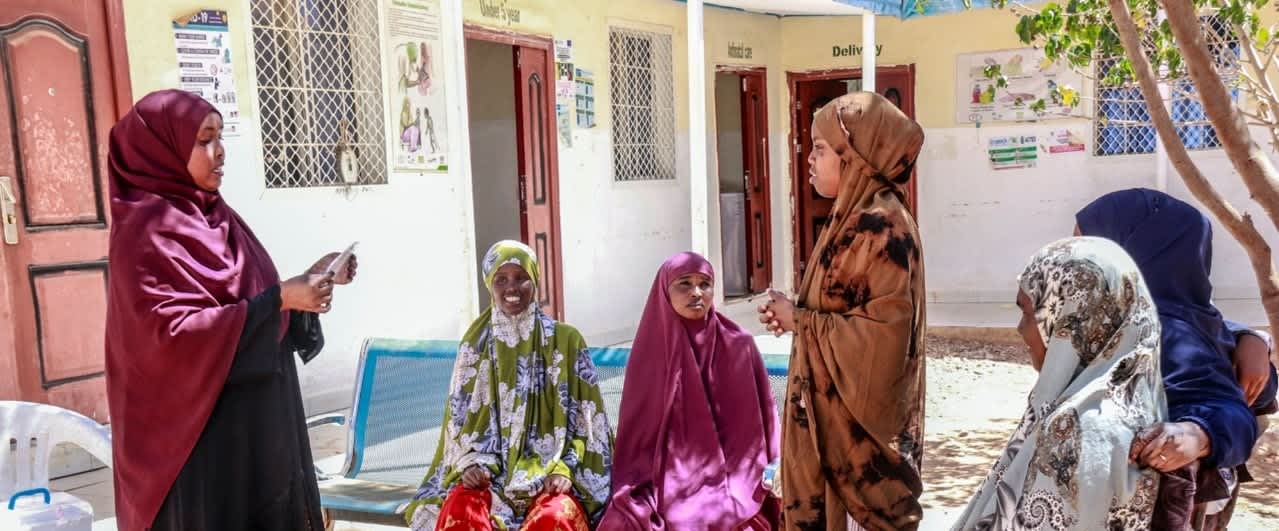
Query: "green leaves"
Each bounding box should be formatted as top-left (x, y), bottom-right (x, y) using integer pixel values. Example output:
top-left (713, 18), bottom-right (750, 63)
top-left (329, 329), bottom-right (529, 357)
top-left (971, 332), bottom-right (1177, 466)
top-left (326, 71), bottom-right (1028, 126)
top-left (982, 64), bottom-right (1010, 88)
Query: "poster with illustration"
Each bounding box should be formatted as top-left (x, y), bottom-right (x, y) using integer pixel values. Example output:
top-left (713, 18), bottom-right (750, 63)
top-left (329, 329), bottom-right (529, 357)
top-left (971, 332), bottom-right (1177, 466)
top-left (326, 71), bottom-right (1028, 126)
top-left (387, 0), bottom-right (448, 171)
top-left (173, 10), bottom-right (241, 136)
top-left (575, 68), bottom-right (595, 128)
top-left (955, 48), bottom-right (1084, 124)
top-left (1048, 129), bottom-right (1086, 154)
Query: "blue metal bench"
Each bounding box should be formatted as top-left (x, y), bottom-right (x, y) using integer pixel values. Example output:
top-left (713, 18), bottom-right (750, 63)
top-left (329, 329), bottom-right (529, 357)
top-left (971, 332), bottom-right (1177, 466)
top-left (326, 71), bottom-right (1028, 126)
top-left (311, 337), bottom-right (791, 527)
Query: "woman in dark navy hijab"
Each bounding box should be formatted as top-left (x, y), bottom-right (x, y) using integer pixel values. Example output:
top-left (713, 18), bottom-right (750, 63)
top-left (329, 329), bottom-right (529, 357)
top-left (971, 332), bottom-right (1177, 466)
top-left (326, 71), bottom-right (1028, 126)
top-left (1076, 188), bottom-right (1277, 528)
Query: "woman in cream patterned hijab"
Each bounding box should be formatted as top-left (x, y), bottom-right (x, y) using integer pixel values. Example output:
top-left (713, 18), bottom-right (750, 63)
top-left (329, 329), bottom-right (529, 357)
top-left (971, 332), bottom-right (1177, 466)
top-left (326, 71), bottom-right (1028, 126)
top-left (954, 237), bottom-right (1166, 530)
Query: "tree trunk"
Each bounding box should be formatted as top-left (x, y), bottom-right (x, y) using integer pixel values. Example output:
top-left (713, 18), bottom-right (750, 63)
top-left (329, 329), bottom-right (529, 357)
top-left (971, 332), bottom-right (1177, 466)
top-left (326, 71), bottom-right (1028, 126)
top-left (1161, 0), bottom-right (1279, 235)
top-left (1108, 0), bottom-right (1279, 335)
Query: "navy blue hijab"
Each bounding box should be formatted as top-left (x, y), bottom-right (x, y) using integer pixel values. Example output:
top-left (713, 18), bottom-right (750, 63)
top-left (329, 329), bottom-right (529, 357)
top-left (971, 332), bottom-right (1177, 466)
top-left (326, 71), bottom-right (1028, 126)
top-left (1077, 188), bottom-right (1257, 468)
top-left (1075, 188), bottom-right (1235, 355)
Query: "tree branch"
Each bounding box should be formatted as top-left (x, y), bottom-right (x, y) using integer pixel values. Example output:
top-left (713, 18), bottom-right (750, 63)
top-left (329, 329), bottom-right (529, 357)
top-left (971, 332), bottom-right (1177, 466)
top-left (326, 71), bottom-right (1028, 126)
top-left (1165, 0), bottom-right (1279, 233)
top-left (1235, 25), bottom-right (1279, 129)
top-left (1239, 109), bottom-right (1271, 123)
top-left (1111, 0), bottom-right (1279, 334)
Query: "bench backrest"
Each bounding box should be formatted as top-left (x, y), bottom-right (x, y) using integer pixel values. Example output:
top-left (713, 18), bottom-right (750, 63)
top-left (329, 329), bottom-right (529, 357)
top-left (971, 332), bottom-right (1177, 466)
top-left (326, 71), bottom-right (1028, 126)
top-left (338, 338), bottom-right (790, 486)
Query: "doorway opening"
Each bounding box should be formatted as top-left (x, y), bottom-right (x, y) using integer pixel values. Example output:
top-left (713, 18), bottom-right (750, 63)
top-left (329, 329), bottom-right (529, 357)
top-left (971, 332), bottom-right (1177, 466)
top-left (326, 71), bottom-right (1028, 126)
top-left (714, 67), bottom-right (771, 298)
top-left (787, 65), bottom-right (917, 289)
top-left (464, 27), bottom-right (565, 319)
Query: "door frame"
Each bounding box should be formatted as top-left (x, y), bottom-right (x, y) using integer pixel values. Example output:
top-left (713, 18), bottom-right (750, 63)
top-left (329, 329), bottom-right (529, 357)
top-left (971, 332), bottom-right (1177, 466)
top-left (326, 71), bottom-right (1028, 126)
top-left (786, 64), bottom-right (916, 289)
top-left (714, 65), bottom-right (772, 295)
top-left (463, 25), bottom-right (565, 320)
top-left (103, 0), bottom-right (134, 116)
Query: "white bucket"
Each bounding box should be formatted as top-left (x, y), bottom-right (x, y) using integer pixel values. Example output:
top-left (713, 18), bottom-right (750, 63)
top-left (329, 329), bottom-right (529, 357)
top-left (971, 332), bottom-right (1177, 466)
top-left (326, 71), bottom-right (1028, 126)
top-left (0, 489), bottom-right (93, 531)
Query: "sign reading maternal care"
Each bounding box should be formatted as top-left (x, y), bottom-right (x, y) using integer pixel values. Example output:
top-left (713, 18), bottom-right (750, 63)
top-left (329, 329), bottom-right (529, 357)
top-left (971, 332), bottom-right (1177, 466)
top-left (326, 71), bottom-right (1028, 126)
top-left (831, 44), bottom-right (883, 57)
top-left (728, 42), bottom-right (753, 59)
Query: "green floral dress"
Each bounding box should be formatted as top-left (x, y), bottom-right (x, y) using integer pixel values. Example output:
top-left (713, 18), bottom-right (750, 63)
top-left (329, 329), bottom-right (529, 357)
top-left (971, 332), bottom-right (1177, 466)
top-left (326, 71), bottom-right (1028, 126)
top-left (406, 241), bottom-right (613, 530)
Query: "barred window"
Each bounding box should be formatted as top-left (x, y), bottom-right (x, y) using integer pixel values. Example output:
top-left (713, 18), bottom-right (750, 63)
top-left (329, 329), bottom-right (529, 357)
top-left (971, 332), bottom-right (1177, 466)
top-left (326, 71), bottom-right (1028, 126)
top-left (1094, 16), bottom-right (1239, 156)
top-left (610, 27), bottom-right (675, 182)
top-left (251, 0), bottom-right (387, 188)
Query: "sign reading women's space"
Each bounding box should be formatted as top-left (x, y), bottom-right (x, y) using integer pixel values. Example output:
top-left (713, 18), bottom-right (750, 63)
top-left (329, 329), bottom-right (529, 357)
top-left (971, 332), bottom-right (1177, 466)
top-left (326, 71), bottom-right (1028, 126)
top-left (956, 48), bottom-right (1084, 124)
top-left (388, 0), bottom-right (449, 172)
top-left (173, 10), bottom-right (241, 137)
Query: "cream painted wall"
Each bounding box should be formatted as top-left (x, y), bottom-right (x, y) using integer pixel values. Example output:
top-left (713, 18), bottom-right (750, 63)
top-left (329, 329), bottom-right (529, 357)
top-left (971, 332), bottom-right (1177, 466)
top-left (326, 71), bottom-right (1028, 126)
top-left (780, 9), bottom-right (1032, 128)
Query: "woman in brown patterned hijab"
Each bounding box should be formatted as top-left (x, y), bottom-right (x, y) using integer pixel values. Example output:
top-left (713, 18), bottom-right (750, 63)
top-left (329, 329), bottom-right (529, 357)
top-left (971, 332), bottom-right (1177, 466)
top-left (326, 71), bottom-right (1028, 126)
top-left (758, 92), bottom-right (926, 531)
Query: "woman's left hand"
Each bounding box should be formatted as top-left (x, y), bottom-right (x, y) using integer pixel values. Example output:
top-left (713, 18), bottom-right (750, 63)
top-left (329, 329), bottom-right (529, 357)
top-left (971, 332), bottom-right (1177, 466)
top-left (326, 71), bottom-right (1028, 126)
top-left (308, 252), bottom-right (359, 285)
top-left (1129, 421), bottom-right (1211, 472)
top-left (1232, 333), bottom-right (1272, 406)
top-left (541, 474), bottom-right (572, 496)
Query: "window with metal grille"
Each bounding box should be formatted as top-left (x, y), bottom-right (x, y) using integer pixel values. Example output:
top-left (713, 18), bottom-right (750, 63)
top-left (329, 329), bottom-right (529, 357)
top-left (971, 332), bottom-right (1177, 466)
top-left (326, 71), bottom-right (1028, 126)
top-left (609, 27), bottom-right (676, 182)
top-left (1094, 16), bottom-right (1239, 156)
top-left (251, 0), bottom-right (387, 188)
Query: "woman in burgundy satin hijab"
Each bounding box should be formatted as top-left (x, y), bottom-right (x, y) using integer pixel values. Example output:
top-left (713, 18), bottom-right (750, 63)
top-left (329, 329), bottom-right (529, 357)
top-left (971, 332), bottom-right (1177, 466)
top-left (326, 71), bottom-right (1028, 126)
top-left (601, 252), bottom-right (780, 530)
top-left (105, 89), bottom-right (356, 531)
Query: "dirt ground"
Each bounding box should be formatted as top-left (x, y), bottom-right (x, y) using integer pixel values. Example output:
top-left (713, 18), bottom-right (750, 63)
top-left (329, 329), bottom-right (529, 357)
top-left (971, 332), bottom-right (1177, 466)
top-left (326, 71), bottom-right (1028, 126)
top-left (921, 335), bottom-right (1279, 530)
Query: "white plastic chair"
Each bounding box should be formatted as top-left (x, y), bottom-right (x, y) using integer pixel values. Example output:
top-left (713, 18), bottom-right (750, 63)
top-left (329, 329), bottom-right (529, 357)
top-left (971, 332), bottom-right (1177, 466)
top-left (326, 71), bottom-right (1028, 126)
top-left (0, 401), bottom-right (112, 503)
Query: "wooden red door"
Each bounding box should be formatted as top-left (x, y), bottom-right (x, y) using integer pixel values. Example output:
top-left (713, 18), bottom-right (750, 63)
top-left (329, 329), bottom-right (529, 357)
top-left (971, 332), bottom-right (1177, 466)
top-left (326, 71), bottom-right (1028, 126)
top-left (792, 79), bottom-right (847, 289)
top-left (791, 67), bottom-right (916, 289)
top-left (877, 66), bottom-right (918, 214)
top-left (0, 0), bottom-right (131, 422)
top-left (513, 45), bottom-right (564, 320)
top-left (739, 71), bottom-right (772, 293)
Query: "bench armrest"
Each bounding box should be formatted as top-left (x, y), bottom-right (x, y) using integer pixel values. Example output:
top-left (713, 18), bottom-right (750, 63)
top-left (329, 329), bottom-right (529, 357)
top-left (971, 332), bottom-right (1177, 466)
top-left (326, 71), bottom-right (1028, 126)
top-left (307, 413), bottom-right (346, 430)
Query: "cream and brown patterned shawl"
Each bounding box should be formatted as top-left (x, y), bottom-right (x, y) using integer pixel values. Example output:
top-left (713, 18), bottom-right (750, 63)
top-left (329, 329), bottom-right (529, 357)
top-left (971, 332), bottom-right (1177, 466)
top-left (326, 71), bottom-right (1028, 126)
top-left (953, 237), bottom-right (1167, 530)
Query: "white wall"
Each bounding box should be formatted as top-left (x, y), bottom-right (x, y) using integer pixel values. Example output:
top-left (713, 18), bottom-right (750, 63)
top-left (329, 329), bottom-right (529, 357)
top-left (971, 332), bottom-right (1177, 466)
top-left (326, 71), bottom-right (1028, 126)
top-left (466, 39), bottom-right (521, 308)
top-left (915, 123), bottom-right (1279, 328)
top-left (916, 122), bottom-right (1157, 326)
top-left (1166, 133), bottom-right (1279, 326)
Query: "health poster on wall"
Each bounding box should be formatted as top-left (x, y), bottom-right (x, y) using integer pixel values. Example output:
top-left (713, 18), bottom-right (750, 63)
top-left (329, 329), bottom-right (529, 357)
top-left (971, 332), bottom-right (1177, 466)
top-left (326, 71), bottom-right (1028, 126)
top-left (575, 68), bottom-right (595, 128)
top-left (1048, 129), bottom-right (1086, 154)
top-left (556, 103), bottom-right (571, 146)
top-left (387, 0), bottom-right (448, 172)
top-left (555, 62), bottom-right (575, 99)
top-left (555, 38), bottom-right (573, 63)
top-left (956, 48), bottom-right (1084, 124)
top-left (173, 10), bottom-right (241, 137)
top-left (554, 38), bottom-right (574, 145)
top-left (988, 135), bottom-right (1038, 170)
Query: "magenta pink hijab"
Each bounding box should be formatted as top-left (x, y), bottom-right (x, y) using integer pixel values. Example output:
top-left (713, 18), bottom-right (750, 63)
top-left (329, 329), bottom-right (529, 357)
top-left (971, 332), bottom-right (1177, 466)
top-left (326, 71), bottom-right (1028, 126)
top-left (601, 252), bottom-right (780, 530)
top-left (104, 90), bottom-right (283, 530)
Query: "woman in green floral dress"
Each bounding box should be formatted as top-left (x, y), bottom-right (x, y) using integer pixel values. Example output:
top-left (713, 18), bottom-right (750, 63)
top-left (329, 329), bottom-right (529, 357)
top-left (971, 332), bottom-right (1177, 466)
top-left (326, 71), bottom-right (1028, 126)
top-left (407, 240), bottom-right (613, 531)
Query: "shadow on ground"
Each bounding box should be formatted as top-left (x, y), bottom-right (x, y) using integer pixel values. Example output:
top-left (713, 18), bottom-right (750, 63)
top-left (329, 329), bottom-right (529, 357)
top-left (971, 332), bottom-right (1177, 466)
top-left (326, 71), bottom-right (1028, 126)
top-left (1238, 426), bottom-right (1279, 520)
top-left (920, 426), bottom-right (1014, 510)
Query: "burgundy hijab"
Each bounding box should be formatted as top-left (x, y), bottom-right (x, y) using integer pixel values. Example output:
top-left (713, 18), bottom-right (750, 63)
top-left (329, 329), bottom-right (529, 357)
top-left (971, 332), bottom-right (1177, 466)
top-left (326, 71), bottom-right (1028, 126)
top-left (104, 90), bottom-right (282, 530)
top-left (601, 252), bottom-right (780, 530)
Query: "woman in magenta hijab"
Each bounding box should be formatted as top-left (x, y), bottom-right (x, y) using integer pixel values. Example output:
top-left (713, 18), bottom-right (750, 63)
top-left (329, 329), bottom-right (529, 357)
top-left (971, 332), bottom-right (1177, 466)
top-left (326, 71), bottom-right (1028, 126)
top-left (601, 252), bottom-right (781, 530)
top-left (105, 90), bottom-right (356, 530)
